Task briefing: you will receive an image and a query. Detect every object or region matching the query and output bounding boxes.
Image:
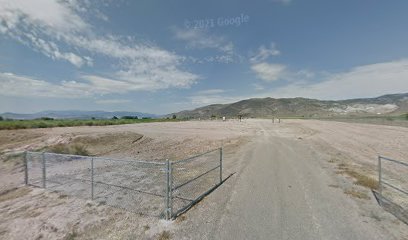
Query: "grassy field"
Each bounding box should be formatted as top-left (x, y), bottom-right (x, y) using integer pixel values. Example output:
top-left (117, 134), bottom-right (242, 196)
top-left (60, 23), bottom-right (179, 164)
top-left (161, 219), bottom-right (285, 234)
top-left (0, 118), bottom-right (179, 130)
top-left (313, 114), bottom-right (408, 128)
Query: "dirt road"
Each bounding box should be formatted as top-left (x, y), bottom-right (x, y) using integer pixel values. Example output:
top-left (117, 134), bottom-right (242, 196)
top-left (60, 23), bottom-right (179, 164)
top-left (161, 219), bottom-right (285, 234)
top-left (214, 121), bottom-right (388, 240)
top-left (174, 119), bottom-right (408, 240)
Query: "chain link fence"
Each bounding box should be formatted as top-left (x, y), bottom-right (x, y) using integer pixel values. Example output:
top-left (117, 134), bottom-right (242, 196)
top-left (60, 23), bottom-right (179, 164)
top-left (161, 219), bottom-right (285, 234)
top-left (25, 148), bottom-right (223, 219)
top-left (377, 156), bottom-right (408, 224)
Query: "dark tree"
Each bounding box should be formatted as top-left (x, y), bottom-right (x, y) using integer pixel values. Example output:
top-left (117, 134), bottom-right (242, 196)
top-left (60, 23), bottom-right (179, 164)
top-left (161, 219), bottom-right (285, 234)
top-left (172, 114), bottom-right (177, 119)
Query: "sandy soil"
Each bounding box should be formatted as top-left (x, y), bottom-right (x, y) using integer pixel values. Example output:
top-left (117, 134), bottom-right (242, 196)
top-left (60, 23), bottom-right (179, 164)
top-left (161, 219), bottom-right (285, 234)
top-left (0, 119), bottom-right (408, 239)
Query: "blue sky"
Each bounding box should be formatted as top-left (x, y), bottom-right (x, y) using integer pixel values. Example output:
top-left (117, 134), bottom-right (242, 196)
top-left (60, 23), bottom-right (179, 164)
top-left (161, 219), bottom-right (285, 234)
top-left (1, 0), bottom-right (408, 114)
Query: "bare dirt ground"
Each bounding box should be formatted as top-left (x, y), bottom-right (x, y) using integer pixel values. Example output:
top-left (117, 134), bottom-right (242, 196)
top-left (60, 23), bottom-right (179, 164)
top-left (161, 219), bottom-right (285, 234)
top-left (0, 119), bottom-right (408, 239)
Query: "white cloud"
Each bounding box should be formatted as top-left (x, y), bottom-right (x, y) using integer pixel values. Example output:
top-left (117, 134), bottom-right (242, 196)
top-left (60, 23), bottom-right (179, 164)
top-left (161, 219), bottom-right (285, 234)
top-left (250, 42), bottom-right (280, 63)
top-left (265, 59), bottom-right (408, 100)
top-left (0, 71), bottom-right (198, 98)
top-left (172, 27), bottom-right (239, 64)
top-left (95, 99), bottom-right (131, 104)
top-left (173, 27), bottom-right (233, 53)
top-left (0, 0), bottom-right (198, 90)
top-left (0, 72), bottom-right (91, 98)
top-left (196, 89), bottom-right (226, 95)
top-left (187, 89), bottom-right (238, 106)
top-left (251, 62), bottom-right (286, 82)
top-left (0, 0), bottom-right (89, 33)
top-left (188, 59), bottom-right (408, 108)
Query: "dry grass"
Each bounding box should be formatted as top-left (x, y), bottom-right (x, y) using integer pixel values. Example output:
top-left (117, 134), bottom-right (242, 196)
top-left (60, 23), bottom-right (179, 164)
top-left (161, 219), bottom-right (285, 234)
top-left (0, 187), bottom-right (31, 202)
top-left (48, 143), bottom-right (90, 156)
top-left (175, 215), bottom-right (187, 223)
top-left (344, 189), bottom-right (370, 200)
top-left (157, 230), bottom-right (171, 240)
top-left (143, 225), bottom-right (150, 231)
top-left (336, 163), bottom-right (378, 190)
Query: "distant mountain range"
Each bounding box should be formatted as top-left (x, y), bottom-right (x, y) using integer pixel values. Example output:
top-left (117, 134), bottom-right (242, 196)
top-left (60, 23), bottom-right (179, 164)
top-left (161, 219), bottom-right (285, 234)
top-left (3, 93), bottom-right (407, 120)
top-left (0, 110), bottom-right (158, 120)
top-left (172, 93), bottom-right (408, 118)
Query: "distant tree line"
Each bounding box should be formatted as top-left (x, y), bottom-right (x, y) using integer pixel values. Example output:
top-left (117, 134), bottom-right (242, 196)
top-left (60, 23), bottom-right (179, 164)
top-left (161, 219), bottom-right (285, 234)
top-left (120, 116), bottom-right (139, 119)
top-left (111, 115), bottom-right (152, 120)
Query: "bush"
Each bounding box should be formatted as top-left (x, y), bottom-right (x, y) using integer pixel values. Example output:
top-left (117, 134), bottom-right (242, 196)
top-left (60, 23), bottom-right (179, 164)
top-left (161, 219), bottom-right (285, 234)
top-left (39, 117), bottom-right (54, 121)
top-left (121, 116), bottom-right (138, 119)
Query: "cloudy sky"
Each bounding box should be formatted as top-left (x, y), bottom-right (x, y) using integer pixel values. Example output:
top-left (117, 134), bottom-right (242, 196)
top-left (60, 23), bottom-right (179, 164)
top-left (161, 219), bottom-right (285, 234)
top-left (1, 0), bottom-right (408, 114)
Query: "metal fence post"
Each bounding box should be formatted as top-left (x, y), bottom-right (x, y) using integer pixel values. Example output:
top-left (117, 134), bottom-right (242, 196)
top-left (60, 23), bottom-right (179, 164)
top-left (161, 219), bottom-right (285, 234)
top-left (24, 151), bottom-right (28, 186)
top-left (378, 156), bottom-right (382, 205)
top-left (169, 161), bottom-right (173, 219)
top-left (165, 159), bottom-right (171, 220)
top-left (91, 157), bottom-right (94, 200)
top-left (42, 152), bottom-right (46, 189)
top-left (220, 147), bottom-right (223, 184)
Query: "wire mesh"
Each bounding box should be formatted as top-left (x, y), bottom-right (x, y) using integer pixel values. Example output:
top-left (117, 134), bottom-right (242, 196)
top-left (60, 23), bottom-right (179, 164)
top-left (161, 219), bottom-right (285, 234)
top-left (379, 156), bottom-right (408, 209)
top-left (26, 152), bottom-right (167, 217)
top-left (25, 148), bottom-right (222, 219)
top-left (171, 148), bottom-right (221, 216)
top-left (92, 158), bottom-right (166, 217)
top-left (26, 151), bottom-right (43, 187)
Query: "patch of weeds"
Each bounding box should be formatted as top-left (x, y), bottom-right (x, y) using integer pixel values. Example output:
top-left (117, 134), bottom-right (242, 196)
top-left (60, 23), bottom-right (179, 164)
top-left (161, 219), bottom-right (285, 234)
top-left (337, 163), bottom-right (347, 170)
top-left (344, 189), bottom-right (370, 200)
top-left (157, 231), bottom-right (171, 240)
top-left (58, 194), bottom-right (68, 199)
top-left (328, 184), bottom-right (340, 188)
top-left (48, 144), bottom-right (70, 154)
top-left (0, 187), bottom-right (31, 202)
top-left (47, 144), bottom-right (89, 156)
top-left (143, 225), bottom-right (150, 231)
top-left (175, 215), bottom-right (187, 223)
top-left (71, 144), bottom-right (89, 156)
top-left (336, 163), bottom-right (378, 189)
top-left (64, 231), bottom-right (78, 240)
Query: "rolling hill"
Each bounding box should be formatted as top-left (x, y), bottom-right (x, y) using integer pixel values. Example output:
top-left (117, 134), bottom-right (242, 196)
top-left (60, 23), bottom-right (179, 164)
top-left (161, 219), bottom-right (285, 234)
top-left (172, 93), bottom-right (408, 119)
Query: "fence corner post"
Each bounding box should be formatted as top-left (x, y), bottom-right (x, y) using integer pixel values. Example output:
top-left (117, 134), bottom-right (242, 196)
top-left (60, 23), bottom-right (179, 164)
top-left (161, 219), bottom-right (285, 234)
top-left (24, 151), bottom-right (28, 186)
top-left (220, 147), bottom-right (223, 184)
top-left (378, 155), bottom-right (382, 205)
top-left (42, 152), bottom-right (46, 189)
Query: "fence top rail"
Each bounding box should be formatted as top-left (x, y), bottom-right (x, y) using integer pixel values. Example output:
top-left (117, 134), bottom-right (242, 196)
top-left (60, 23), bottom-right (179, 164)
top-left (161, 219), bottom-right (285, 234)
top-left (172, 148), bottom-right (221, 165)
top-left (379, 156), bottom-right (408, 167)
top-left (26, 151), bottom-right (166, 166)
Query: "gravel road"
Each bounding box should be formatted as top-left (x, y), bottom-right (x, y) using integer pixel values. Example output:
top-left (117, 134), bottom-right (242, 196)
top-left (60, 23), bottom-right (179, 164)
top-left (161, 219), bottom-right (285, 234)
top-left (213, 121), bottom-right (391, 240)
